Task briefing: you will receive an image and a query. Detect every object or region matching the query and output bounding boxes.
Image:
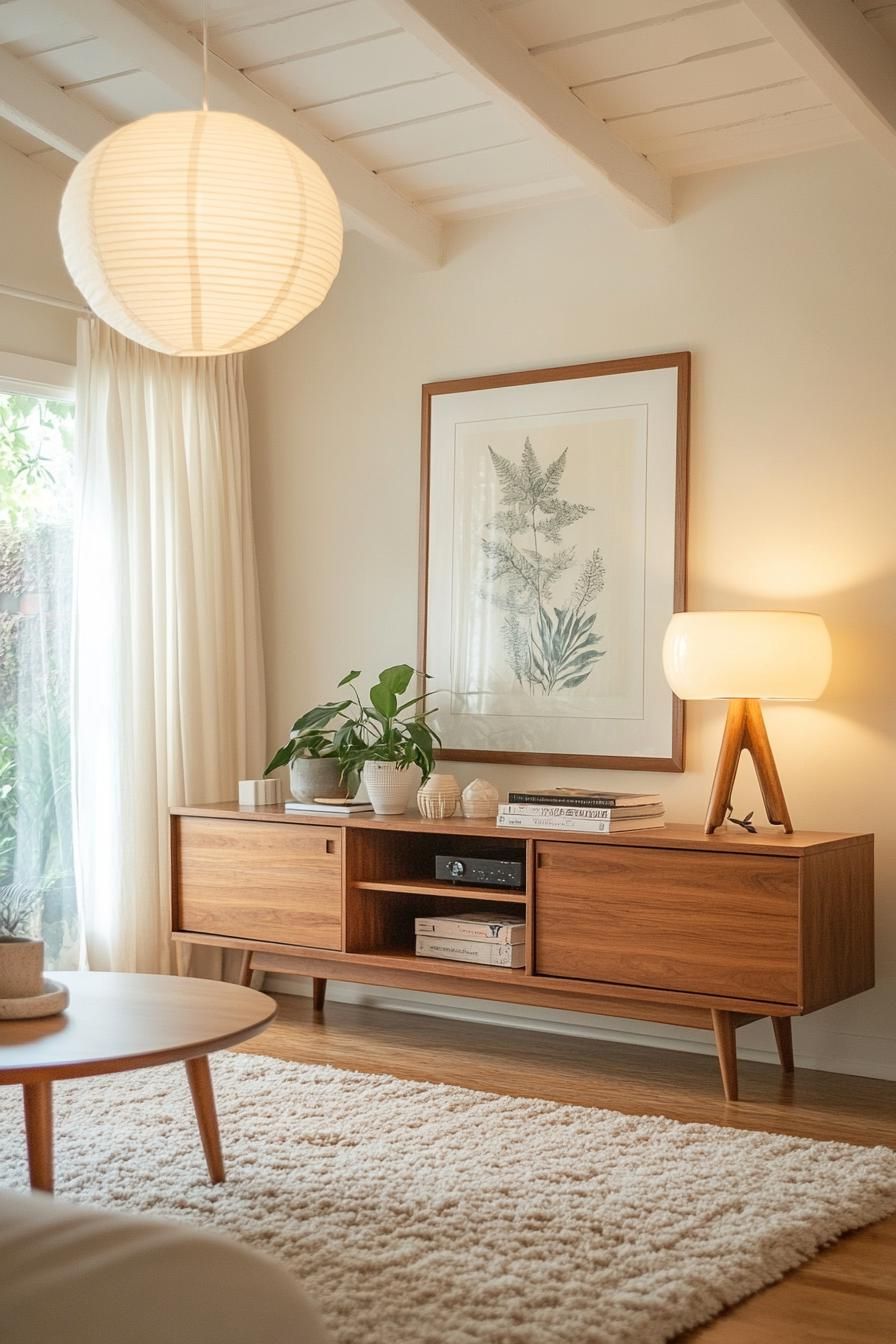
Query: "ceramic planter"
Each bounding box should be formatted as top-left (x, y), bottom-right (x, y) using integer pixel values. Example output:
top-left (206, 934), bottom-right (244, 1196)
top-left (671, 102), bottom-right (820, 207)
top-left (0, 936), bottom-right (44, 999)
top-left (363, 761), bottom-right (412, 816)
top-left (289, 756), bottom-right (346, 804)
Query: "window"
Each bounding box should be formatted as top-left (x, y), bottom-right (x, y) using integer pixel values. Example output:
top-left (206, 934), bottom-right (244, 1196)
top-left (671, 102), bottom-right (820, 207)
top-left (0, 355), bottom-right (77, 966)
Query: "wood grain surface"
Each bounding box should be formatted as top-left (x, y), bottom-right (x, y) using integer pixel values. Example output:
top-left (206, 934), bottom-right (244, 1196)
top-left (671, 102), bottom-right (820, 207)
top-left (0, 972), bottom-right (275, 1084)
top-left (172, 805), bottom-right (871, 856)
top-left (174, 815), bottom-right (342, 950)
top-left (535, 843), bottom-right (800, 1002)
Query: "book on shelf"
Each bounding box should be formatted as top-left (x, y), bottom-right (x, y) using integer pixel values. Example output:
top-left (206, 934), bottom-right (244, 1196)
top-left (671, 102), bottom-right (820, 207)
top-left (497, 811), bottom-right (665, 834)
top-left (500, 803), bottom-right (665, 821)
top-left (415, 935), bottom-right (525, 968)
top-left (506, 789), bottom-right (662, 809)
top-left (414, 913), bottom-right (526, 945)
top-left (284, 799), bottom-right (374, 815)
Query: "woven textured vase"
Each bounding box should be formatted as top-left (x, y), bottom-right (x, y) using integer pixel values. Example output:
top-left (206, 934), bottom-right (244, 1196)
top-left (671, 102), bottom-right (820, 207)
top-left (417, 774), bottom-right (461, 820)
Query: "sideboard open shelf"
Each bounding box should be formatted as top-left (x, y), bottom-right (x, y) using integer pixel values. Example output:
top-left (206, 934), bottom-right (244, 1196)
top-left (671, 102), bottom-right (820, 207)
top-left (170, 805), bottom-right (874, 1100)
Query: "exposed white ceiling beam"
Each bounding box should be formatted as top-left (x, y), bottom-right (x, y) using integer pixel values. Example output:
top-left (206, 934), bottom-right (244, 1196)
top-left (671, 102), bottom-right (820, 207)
top-left (744, 0), bottom-right (896, 171)
top-left (0, 45), bottom-right (117, 159)
top-left (430, 178), bottom-right (589, 221)
top-left (46, 0), bottom-right (442, 269)
top-left (377, 0), bottom-right (672, 227)
top-left (0, 1), bottom-right (62, 45)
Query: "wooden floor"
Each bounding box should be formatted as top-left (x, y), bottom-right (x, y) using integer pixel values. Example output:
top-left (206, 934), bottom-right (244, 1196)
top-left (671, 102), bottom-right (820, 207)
top-left (237, 992), bottom-right (896, 1343)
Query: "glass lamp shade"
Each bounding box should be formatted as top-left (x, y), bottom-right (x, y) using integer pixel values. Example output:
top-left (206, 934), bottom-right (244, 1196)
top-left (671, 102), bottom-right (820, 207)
top-left (59, 110), bottom-right (343, 356)
top-left (662, 611), bottom-right (832, 701)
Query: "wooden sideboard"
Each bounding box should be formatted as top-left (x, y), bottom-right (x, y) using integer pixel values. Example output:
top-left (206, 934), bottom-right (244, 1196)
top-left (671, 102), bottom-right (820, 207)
top-left (170, 805), bottom-right (874, 1100)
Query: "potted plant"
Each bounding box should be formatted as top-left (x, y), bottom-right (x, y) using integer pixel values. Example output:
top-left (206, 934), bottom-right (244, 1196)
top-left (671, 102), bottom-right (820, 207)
top-left (265, 664), bottom-right (440, 814)
top-left (263, 700), bottom-right (357, 803)
top-left (338, 665), bottom-right (440, 815)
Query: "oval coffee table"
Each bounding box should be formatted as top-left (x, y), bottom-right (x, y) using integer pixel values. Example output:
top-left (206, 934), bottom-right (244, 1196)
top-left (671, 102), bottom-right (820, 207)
top-left (0, 972), bottom-right (275, 1193)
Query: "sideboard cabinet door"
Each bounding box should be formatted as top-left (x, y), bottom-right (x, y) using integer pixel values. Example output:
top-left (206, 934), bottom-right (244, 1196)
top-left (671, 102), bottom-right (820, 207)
top-left (174, 817), bottom-right (342, 950)
top-left (535, 843), bottom-right (799, 1004)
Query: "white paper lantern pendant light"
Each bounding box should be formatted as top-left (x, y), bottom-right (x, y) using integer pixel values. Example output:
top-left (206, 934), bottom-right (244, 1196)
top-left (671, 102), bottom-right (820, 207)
top-left (59, 19), bottom-right (343, 356)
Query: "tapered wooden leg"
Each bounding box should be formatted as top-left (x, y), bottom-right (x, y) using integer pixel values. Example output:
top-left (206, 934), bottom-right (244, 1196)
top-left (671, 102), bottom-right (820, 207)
top-left (312, 977), bottom-right (327, 1012)
top-left (705, 699), bottom-right (748, 834)
top-left (185, 1056), bottom-right (225, 1184)
top-left (705, 698), bottom-right (793, 835)
top-left (238, 950), bottom-right (253, 987)
top-left (744, 699), bottom-right (793, 833)
top-left (772, 1016), bottom-right (795, 1072)
top-left (174, 941), bottom-right (193, 977)
top-left (23, 1080), bottom-right (53, 1193)
top-left (711, 1009), bottom-right (739, 1101)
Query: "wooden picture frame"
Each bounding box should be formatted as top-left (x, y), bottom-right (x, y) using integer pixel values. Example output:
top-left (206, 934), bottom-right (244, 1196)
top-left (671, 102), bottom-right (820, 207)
top-left (418, 352), bottom-right (689, 772)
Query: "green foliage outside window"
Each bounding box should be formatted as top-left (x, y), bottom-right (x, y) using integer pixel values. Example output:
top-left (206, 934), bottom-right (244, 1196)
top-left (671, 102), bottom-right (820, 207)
top-left (0, 390), bottom-right (78, 964)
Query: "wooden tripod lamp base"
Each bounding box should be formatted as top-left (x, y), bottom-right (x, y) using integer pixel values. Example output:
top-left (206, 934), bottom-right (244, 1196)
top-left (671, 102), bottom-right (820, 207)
top-left (704, 698), bottom-right (792, 835)
top-left (662, 610), bottom-right (833, 839)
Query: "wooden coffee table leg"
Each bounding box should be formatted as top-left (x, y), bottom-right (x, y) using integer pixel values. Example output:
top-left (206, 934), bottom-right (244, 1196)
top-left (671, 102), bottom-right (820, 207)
top-left (238, 950), bottom-right (252, 987)
top-left (23, 1079), bottom-right (54, 1193)
top-left (184, 1056), bottom-right (225, 1184)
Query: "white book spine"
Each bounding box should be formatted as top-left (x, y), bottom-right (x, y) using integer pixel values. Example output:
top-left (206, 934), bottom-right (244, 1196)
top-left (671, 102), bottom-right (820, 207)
top-left (499, 804), bottom-right (613, 819)
top-left (497, 813), bottom-right (611, 833)
top-left (415, 936), bottom-right (524, 968)
top-left (414, 916), bottom-right (525, 944)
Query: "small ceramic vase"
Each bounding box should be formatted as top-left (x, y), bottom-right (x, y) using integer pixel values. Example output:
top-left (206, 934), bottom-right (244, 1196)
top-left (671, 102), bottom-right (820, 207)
top-left (461, 777), bottom-right (500, 819)
top-left (417, 773), bottom-right (461, 820)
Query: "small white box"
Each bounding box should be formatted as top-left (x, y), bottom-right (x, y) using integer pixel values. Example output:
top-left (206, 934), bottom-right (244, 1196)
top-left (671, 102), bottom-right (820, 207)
top-left (238, 778), bottom-right (280, 806)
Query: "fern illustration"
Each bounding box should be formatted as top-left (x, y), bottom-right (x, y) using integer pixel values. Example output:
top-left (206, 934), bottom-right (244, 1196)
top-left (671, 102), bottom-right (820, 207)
top-left (480, 438), bottom-right (606, 696)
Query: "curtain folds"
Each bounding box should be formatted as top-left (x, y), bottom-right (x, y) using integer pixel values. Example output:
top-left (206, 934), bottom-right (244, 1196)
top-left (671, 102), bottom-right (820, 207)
top-left (72, 320), bottom-right (265, 972)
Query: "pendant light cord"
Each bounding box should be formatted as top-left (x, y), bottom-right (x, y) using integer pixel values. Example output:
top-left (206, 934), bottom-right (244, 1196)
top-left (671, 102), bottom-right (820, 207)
top-left (201, 3), bottom-right (209, 112)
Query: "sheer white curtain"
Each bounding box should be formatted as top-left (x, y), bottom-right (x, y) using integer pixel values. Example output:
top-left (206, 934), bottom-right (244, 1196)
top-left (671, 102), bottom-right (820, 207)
top-left (72, 320), bottom-right (266, 972)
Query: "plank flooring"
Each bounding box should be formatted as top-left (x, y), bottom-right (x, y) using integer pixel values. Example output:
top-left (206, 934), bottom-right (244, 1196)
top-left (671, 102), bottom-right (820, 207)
top-left (237, 993), bottom-right (896, 1343)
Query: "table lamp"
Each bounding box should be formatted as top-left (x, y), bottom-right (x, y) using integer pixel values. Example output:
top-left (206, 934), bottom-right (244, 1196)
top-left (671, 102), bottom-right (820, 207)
top-left (662, 611), bottom-right (832, 835)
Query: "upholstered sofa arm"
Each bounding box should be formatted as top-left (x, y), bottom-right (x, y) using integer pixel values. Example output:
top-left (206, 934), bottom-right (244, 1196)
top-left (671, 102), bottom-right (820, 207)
top-left (0, 1190), bottom-right (330, 1344)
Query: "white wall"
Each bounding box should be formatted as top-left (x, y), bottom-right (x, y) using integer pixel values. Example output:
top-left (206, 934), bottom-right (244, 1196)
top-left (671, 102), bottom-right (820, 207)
top-left (0, 142), bottom-right (77, 364)
top-left (247, 142), bottom-right (896, 1080)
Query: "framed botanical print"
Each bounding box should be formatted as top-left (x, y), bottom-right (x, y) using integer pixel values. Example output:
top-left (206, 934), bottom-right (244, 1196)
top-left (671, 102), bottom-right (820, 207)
top-left (418, 352), bottom-right (689, 772)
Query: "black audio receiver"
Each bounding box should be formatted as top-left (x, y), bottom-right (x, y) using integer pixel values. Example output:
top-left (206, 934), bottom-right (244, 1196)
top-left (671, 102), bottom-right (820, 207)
top-left (434, 854), bottom-right (523, 888)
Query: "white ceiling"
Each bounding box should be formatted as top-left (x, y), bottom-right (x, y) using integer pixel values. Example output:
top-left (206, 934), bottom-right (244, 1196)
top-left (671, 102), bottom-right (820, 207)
top-left (1, 0), bottom-right (895, 264)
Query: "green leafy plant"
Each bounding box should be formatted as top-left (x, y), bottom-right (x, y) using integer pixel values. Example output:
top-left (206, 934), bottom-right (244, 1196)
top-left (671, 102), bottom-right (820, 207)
top-left (0, 391), bottom-right (78, 966)
top-left (480, 437), bottom-right (606, 696)
top-left (265, 664), bottom-right (440, 796)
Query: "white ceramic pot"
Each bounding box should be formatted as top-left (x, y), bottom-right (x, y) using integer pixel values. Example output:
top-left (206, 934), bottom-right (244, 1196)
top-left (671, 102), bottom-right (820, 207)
top-left (0, 937), bottom-right (44, 999)
top-left (363, 761), bottom-right (413, 816)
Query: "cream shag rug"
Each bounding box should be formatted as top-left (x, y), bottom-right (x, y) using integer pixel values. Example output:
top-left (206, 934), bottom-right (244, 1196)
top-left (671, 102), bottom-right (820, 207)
top-left (2, 1053), bottom-right (895, 1344)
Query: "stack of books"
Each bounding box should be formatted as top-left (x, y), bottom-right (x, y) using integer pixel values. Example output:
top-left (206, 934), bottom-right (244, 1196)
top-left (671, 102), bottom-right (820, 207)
top-left (496, 788), bottom-right (665, 835)
top-left (414, 911), bottom-right (525, 969)
top-left (284, 798), bottom-right (373, 815)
